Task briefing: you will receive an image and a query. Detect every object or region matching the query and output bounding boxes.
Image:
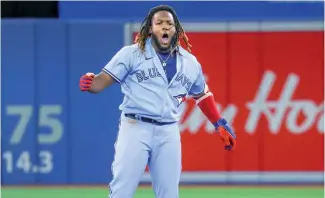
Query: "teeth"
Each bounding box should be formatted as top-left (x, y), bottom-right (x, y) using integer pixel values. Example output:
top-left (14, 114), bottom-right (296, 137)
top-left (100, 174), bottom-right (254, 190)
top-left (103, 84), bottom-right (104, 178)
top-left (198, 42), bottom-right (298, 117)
top-left (162, 38), bottom-right (168, 43)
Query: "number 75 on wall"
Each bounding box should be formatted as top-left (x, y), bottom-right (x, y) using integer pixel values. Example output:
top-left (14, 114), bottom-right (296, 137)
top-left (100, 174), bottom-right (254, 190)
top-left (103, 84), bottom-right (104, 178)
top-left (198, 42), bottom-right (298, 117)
top-left (4, 105), bottom-right (64, 145)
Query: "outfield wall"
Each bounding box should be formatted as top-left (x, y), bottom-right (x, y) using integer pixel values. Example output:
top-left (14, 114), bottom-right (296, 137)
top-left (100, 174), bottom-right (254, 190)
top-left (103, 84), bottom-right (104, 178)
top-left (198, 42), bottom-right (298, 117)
top-left (1, 19), bottom-right (324, 185)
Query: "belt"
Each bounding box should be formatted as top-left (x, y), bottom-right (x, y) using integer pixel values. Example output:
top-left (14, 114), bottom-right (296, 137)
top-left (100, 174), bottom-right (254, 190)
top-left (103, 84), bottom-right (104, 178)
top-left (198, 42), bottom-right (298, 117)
top-left (124, 114), bottom-right (176, 126)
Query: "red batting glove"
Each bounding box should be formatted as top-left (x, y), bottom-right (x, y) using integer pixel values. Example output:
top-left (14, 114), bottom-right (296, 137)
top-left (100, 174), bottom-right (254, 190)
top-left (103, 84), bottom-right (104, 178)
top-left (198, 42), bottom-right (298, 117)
top-left (79, 73), bottom-right (95, 91)
top-left (218, 127), bottom-right (236, 151)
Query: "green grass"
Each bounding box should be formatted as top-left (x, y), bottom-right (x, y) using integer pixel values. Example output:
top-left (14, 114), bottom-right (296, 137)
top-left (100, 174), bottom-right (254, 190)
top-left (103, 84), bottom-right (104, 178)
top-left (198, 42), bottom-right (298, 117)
top-left (1, 186), bottom-right (324, 198)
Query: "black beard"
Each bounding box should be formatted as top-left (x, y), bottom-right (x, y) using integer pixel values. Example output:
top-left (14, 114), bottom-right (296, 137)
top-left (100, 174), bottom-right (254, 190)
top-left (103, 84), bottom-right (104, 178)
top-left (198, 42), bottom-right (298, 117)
top-left (151, 33), bottom-right (177, 53)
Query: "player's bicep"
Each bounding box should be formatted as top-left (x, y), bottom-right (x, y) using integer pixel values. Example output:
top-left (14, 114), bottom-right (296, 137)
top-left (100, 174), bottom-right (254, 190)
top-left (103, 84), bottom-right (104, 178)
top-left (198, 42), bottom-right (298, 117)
top-left (192, 83), bottom-right (214, 103)
top-left (191, 83), bottom-right (209, 99)
top-left (189, 63), bottom-right (206, 97)
top-left (102, 46), bottom-right (132, 83)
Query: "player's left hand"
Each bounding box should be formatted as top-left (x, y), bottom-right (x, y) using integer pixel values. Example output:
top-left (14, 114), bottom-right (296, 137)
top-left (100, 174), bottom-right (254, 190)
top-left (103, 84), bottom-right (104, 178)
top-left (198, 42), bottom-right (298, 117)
top-left (214, 118), bottom-right (236, 151)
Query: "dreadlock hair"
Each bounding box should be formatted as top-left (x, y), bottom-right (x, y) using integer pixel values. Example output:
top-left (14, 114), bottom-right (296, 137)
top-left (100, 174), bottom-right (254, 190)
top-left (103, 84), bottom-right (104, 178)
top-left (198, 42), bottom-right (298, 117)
top-left (134, 5), bottom-right (192, 53)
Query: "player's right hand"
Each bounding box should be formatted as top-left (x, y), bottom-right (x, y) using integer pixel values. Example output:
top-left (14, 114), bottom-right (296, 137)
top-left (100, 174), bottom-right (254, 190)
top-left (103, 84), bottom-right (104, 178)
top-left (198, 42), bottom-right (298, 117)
top-left (79, 72), bottom-right (95, 91)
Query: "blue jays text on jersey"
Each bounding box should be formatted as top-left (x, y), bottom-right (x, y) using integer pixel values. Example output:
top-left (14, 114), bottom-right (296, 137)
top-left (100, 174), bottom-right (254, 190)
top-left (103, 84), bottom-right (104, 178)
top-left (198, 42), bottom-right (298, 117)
top-left (102, 38), bottom-right (206, 123)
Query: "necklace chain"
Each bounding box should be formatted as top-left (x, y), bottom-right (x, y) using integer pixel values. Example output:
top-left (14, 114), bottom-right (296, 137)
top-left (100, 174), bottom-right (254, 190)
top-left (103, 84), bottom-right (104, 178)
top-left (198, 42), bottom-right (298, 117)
top-left (156, 51), bottom-right (173, 67)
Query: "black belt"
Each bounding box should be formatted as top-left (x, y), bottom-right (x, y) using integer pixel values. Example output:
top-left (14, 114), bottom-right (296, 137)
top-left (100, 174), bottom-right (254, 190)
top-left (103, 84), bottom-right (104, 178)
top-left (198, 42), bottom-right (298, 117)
top-left (124, 114), bottom-right (176, 126)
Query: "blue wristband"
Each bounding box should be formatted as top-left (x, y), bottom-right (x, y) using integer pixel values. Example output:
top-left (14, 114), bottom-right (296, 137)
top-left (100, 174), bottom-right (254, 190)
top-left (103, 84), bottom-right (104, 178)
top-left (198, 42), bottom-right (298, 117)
top-left (213, 118), bottom-right (236, 139)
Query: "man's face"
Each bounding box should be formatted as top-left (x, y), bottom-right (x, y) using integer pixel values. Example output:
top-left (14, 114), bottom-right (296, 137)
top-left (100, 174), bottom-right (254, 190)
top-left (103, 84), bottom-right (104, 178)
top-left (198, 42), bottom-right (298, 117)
top-left (150, 11), bottom-right (177, 52)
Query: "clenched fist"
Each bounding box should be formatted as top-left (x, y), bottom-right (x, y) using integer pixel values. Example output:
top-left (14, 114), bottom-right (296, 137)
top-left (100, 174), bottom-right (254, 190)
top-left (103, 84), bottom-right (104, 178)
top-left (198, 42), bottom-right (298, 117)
top-left (79, 72), bottom-right (95, 91)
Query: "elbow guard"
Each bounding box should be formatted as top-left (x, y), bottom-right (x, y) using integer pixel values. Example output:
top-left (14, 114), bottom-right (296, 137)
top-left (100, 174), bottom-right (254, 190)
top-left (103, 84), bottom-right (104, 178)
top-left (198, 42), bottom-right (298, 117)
top-left (195, 85), bottom-right (221, 123)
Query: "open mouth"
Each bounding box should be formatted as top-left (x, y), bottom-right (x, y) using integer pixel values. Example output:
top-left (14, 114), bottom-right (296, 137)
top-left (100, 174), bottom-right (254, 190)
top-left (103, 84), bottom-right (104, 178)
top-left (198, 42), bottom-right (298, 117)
top-left (161, 33), bottom-right (169, 45)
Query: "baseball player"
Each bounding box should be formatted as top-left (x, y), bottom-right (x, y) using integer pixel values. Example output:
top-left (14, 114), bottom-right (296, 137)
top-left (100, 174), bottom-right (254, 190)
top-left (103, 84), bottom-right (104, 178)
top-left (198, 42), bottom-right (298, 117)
top-left (79, 5), bottom-right (236, 198)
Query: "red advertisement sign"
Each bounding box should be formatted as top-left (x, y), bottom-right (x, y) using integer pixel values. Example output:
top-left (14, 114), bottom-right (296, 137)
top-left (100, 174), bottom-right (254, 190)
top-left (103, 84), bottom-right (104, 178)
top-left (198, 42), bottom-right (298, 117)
top-left (180, 31), bottom-right (324, 172)
top-left (133, 31), bottom-right (324, 172)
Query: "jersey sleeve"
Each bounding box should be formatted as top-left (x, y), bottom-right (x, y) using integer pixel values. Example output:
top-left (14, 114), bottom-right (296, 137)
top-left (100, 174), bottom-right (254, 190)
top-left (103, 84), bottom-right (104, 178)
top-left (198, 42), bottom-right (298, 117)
top-left (102, 46), bottom-right (132, 83)
top-left (189, 62), bottom-right (206, 97)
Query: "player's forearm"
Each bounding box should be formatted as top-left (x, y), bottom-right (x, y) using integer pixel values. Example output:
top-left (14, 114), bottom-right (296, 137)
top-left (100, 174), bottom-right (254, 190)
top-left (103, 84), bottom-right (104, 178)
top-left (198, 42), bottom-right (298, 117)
top-left (88, 72), bottom-right (115, 93)
top-left (195, 90), bottom-right (237, 150)
top-left (88, 75), bottom-right (106, 93)
top-left (196, 93), bottom-right (221, 124)
top-left (194, 86), bottom-right (221, 124)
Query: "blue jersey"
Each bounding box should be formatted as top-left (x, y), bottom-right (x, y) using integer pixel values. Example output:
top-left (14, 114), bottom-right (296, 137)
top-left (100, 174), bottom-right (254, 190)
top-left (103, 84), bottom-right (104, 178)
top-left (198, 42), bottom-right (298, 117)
top-left (102, 38), bottom-right (206, 122)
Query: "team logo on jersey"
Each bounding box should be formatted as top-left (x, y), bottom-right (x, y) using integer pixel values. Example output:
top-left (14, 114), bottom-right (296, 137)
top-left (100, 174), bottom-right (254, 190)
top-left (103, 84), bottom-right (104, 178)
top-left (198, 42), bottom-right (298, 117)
top-left (173, 93), bottom-right (187, 107)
